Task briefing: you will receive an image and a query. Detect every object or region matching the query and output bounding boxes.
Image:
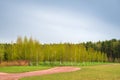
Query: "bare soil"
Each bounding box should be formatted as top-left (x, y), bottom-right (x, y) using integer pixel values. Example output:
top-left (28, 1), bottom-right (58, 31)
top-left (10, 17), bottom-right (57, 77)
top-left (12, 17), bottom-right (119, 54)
top-left (0, 66), bottom-right (80, 80)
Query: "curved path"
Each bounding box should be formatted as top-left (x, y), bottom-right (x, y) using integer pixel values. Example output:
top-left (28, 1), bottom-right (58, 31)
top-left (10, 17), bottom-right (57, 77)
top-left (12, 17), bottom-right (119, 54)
top-left (0, 67), bottom-right (80, 80)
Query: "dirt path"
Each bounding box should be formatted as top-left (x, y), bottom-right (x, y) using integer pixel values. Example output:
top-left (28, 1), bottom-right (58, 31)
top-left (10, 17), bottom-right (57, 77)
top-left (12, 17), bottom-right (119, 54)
top-left (0, 67), bottom-right (80, 80)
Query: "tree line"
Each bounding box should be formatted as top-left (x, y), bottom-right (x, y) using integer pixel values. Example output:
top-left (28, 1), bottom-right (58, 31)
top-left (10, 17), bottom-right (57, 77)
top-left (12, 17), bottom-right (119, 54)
top-left (84, 39), bottom-right (120, 62)
top-left (0, 37), bottom-right (119, 65)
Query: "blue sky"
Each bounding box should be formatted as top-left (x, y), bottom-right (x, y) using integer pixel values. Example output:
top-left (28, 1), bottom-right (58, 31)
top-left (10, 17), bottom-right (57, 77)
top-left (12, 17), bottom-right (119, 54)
top-left (0, 0), bottom-right (120, 43)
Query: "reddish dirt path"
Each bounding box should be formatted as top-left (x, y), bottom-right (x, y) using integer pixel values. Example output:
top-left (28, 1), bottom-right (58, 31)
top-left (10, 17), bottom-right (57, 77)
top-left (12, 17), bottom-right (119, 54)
top-left (0, 67), bottom-right (80, 80)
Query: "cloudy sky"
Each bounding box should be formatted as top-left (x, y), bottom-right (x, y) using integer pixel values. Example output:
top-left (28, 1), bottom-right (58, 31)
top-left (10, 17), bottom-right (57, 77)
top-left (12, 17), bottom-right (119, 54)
top-left (0, 0), bottom-right (120, 43)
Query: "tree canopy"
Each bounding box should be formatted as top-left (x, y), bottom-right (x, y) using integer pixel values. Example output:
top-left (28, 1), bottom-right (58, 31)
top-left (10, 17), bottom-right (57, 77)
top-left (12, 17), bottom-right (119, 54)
top-left (0, 37), bottom-right (120, 65)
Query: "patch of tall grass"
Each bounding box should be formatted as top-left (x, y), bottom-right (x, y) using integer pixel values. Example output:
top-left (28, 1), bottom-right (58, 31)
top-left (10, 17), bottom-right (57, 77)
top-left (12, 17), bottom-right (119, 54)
top-left (37, 61), bottom-right (110, 66)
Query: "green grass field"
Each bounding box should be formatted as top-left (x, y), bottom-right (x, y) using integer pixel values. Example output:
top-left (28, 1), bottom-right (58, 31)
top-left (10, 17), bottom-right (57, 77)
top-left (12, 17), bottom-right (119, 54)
top-left (20, 63), bottom-right (120, 80)
top-left (0, 62), bottom-right (107, 73)
top-left (0, 66), bottom-right (51, 73)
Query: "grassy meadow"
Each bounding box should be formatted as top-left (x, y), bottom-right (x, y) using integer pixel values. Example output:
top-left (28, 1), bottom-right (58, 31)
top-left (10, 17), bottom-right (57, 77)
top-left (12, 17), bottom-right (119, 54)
top-left (0, 62), bottom-right (108, 73)
top-left (20, 63), bottom-right (120, 80)
top-left (0, 66), bottom-right (51, 73)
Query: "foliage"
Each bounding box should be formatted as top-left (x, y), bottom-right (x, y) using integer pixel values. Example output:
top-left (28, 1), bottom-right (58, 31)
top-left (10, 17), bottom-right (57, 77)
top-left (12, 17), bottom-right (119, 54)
top-left (0, 37), bottom-right (119, 65)
top-left (84, 39), bottom-right (120, 62)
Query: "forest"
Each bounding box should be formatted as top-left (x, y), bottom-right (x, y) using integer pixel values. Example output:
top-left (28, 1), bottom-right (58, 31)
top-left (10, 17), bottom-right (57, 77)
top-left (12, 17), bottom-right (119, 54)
top-left (0, 37), bottom-right (120, 66)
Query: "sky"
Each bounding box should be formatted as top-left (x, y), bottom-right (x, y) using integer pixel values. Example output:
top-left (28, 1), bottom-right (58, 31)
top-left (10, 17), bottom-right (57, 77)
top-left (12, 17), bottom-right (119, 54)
top-left (0, 0), bottom-right (120, 43)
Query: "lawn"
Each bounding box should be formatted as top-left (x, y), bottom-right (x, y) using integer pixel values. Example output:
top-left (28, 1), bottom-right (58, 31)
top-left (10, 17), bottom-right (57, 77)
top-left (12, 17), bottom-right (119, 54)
top-left (20, 63), bottom-right (120, 80)
top-left (0, 66), bottom-right (51, 73)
